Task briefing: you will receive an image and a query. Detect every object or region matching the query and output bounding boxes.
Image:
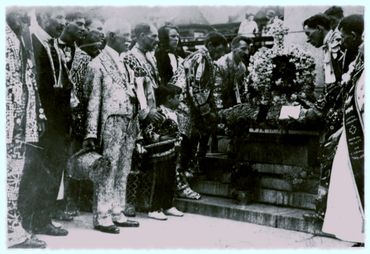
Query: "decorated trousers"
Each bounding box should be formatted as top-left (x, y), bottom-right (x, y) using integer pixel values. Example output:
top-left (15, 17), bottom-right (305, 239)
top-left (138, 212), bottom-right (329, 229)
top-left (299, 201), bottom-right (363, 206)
top-left (7, 142), bottom-right (30, 247)
top-left (93, 115), bottom-right (137, 226)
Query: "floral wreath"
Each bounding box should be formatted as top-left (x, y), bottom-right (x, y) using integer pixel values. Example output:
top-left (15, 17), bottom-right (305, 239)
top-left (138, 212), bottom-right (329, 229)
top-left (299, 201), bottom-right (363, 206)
top-left (245, 18), bottom-right (316, 107)
top-left (220, 19), bottom-right (319, 131)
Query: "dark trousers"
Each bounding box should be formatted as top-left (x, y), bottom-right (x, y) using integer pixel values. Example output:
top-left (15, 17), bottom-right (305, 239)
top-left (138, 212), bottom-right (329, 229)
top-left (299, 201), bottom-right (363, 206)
top-left (150, 158), bottom-right (176, 211)
top-left (18, 145), bottom-right (53, 230)
top-left (177, 135), bottom-right (193, 172)
top-left (189, 127), bottom-right (212, 173)
top-left (18, 128), bottom-right (70, 230)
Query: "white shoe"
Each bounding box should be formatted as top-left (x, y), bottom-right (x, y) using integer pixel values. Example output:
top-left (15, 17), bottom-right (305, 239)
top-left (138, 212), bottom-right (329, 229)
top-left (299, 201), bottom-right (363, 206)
top-left (148, 211), bottom-right (168, 220)
top-left (164, 207), bottom-right (184, 217)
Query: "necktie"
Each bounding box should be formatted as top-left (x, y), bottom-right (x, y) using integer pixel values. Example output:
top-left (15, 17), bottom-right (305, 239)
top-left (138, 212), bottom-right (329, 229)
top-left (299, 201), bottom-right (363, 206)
top-left (48, 38), bottom-right (60, 81)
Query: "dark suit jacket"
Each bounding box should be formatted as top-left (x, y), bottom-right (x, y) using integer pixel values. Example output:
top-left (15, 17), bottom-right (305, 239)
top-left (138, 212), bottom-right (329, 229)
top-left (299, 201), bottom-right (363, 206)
top-left (32, 34), bottom-right (71, 135)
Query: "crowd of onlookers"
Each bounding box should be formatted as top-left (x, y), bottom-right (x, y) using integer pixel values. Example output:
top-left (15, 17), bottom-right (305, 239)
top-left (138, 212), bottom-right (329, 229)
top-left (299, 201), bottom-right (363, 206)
top-left (6, 5), bottom-right (364, 248)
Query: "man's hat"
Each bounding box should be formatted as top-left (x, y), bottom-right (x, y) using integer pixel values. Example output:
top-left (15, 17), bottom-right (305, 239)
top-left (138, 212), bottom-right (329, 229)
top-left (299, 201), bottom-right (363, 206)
top-left (67, 148), bottom-right (111, 183)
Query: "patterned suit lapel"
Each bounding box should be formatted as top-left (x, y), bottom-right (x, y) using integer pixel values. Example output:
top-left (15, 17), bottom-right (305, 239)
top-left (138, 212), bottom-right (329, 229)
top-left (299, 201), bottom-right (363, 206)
top-left (99, 50), bottom-right (135, 98)
top-left (99, 50), bottom-right (125, 86)
top-left (131, 47), bottom-right (159, 88)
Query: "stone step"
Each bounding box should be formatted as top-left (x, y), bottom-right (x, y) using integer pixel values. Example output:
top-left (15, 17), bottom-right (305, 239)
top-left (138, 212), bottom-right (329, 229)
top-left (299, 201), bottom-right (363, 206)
top-left (191, 180), bottom-right (316, 210)
top-left (204, 155), bottom-right (301, 174)
top-left (233, 131), bottom-right (320, 167)
top-left (260, 177), bottom-right (318, 194)
top-left (258, 189), bottom-right (316, 210)
top-left (174, 195), bottom-right (322, 234)
top-left (193, 177), bottom-right (318, 194)
top-left (252, 163), bottom-right (318, 175)
top-left (205, 152), bottom-right (229, 160)
top-left (203, 154), bottom-right (320, 178)
top-left (191, 180), bottom-right (232, 197)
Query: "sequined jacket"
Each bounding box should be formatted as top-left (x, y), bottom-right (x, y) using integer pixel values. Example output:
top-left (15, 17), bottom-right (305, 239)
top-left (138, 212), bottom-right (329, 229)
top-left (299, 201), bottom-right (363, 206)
top-left (70, 48), bottom-right (92, 140)
top-left (85, 46), bottom-right (137, 143)
top-left (123, 45), bottom-right (159, 120)
top-left (170, 47), bottom-right (218, 119)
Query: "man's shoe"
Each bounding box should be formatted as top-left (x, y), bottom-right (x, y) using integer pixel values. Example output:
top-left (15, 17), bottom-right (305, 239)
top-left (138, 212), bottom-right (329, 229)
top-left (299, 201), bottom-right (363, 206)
top-left (9, 237), bottom-right (46, 249)
top-left (113, 220), bottom-right (139, 227)
top-left (34, 223), bottom-right (68, 236)
top-left (65, 200), bottom-right (80, 216)
top-left (52, 210), bottom-right (74, 221)
top-left (164, 207), bottom-right (184, 217)
top-left (148, 211), bottom-right (167, 220)
top-left (177, 187), bottom-right (201, 200)
top-left (123, 206), bottom-right (136, 217)
top-left (94, 225), bottom-right (120, 234)
top-left (352, 242), bottom-right (365, 247)
top-left (66, 208), bottom-right (80, 217)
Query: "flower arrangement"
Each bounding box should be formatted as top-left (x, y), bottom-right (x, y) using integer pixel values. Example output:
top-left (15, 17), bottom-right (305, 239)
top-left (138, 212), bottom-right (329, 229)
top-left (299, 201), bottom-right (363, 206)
top-left (244, 19), bottom-right (316, 122)
top-left (246, 41), bottom-right (316, 107)
top-left (266, 18), bottom-right (289, 49)
top-left (220, 18), bottom-right (318, 131)
top-left (219, 102), bottom-right (259, 132)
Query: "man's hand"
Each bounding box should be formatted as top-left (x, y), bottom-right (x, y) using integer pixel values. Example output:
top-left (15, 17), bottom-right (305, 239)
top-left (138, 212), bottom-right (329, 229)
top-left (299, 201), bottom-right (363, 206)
top-left (82, 138), bottom-right (96, 150)
top-left (135, 143), bottom-right (147, 155)
top-left (147, 108), bottom-right (164, 124)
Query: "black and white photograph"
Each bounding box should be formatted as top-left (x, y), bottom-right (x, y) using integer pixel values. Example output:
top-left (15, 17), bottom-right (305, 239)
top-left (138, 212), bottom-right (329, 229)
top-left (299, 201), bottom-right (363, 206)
top-left (2, 0), bottom-right (366, 250)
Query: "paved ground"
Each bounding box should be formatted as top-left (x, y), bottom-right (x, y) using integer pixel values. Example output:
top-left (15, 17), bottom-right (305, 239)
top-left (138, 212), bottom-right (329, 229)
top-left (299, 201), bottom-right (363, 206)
top-left (34, 211), bottom-right (357, 250)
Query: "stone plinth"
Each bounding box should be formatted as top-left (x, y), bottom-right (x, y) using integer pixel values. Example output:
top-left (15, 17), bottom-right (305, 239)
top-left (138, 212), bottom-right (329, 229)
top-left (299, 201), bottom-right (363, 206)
top-left (236, 129), bottom-right (320, 168)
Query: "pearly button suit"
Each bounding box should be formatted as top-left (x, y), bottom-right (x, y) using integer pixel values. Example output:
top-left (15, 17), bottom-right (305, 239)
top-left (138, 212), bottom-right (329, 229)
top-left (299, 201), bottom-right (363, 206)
top-left (84, 46), bottom-right (139, 226)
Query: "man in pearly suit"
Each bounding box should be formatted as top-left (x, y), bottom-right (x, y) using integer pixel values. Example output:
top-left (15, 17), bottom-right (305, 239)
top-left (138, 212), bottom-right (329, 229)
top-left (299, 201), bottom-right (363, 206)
top-left (123, 23), bottom-right (163, 124)
top-left (83, 19), bottom-right (140, 234)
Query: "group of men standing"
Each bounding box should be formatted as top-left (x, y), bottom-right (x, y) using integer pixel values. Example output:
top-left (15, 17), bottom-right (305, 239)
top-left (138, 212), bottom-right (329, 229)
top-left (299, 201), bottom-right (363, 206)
top-left (6, 7), bottom-right (245, 248)
top-left (6, 7), bottom-right (87, 248)
top-left (6, 5), bottom-right (364, 249)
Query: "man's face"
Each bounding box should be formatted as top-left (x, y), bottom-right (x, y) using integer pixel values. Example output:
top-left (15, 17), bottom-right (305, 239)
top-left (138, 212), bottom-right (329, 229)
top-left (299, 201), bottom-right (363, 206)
top-left (233, 40), bottom-right (250, 62)
top-left (44, 11), bottom-right (66, 38)
top-left (247, 15), bottom-right (254, 21)
top-left (304, 25), bottom-right (324, 48)
top-left (65, 17), bottom-right (86, 42)
top-left (7, 10), bottom-right (30, 36)
top-left (111, 30), bottom-right (132, 54)
top-left (86, 20), bottom-right (105, 47)
top-left (167, 94), bottom-right (181, 110)
top-left (340, 28), bottom-right (355, 51)
top-left (208, 44), bottom-right (226, 61)
top-left (266, 11), bottom-right (275, 21)
top-left (139, 25), bottom-right (159, 52)
top-left (168, 28), bottom-right (179, 51)
top-left (81, 19), bottom-right (106, 56)
top-left (120, 30), bottom-right (132, 53)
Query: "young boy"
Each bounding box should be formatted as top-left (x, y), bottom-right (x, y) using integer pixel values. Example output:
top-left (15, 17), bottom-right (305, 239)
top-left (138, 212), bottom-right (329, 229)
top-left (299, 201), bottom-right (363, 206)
top-left (141, 84), bottom-right (184, 220)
